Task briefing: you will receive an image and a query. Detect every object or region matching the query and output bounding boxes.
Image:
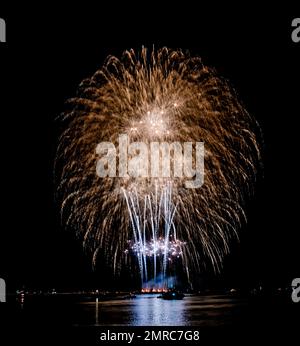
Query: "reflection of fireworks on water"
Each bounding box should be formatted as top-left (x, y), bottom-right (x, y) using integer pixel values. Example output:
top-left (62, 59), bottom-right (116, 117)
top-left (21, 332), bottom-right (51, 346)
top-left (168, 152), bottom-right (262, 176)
top-left (55, 47), bottom-right (262, 288)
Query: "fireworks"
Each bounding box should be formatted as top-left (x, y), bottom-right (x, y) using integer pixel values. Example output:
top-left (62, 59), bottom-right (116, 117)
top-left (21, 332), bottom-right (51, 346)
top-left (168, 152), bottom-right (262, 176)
top-left (55, 47), bottom-right (262, 287)
top-left (126, 238), bottom-right (185, 258)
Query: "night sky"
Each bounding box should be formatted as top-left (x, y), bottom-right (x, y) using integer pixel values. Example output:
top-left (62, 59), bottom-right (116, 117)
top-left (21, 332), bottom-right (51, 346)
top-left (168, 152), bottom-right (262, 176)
top-left (1, 6), bottom-right (299, 291)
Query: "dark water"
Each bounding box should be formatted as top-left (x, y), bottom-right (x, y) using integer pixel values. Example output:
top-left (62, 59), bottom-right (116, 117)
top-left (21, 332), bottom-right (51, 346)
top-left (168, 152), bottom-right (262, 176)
top-left (75, 294), bottom-right (245, 326)
top-left (1, 293), bottom-right (298, 343)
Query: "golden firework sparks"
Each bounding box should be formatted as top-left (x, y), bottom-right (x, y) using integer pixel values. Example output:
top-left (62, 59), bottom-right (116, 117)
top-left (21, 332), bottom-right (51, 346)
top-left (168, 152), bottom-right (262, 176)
top-left (55, 47), bottom-right (262, 286)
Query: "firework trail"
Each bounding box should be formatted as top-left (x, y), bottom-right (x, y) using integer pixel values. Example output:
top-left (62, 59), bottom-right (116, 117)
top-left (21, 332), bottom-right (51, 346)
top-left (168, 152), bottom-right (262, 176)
top-left (55, 47), bottom-right (261, 287)
top-left (123, 182), bottom-right (182, 288)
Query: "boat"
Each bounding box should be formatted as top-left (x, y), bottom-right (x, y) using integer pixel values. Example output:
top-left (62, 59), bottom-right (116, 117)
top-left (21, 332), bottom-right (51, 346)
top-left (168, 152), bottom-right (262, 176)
top-left (158, 290), bottom-right (185, 300)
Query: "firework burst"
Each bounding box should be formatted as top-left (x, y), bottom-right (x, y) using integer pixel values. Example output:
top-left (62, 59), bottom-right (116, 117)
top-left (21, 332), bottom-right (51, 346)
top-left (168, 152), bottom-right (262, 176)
top-left (55, 47), bottom-right (262, 287)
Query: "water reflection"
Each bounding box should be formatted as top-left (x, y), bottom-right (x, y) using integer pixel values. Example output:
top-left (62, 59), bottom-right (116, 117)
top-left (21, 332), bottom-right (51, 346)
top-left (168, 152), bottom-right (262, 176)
top-left (130, 294), bottom-right (186, 325)
top-left (84, 294), bottom-right (244, 326)
top-left (8, 293), bottom-right (246, 327)
top-left (95, 297), bottom-right (99, 325)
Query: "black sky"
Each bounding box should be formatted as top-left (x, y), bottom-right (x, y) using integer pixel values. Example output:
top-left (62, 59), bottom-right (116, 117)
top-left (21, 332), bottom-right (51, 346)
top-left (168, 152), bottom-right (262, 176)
top-left (0, 6), bottom-right (299, 290)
